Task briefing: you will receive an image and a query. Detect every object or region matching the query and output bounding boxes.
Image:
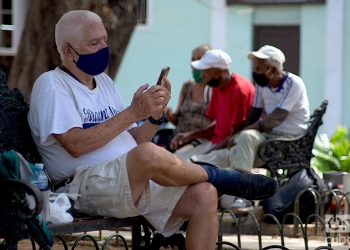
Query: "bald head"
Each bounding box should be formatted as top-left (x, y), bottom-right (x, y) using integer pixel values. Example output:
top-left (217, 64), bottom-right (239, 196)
top-left (192, 44), bottom-right (211, 61)
top-left (55, 10), bottom-right (102, 57)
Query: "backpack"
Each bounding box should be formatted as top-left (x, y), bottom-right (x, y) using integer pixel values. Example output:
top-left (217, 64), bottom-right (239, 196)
top-left (0, 68), bottom-right (53, 248)
top-left (0, 69), bottom-right (41, 163)
top-left (262, 167), bottom-right (329, 224)
top-left (0, 150), bottom-right (54, 249)
top-left (152, 128), bottom-right (176, 151)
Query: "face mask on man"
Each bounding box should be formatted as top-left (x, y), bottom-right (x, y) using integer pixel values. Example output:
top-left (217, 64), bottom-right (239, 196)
top-left (69, 44), bottom-right (110, 76)
top-left (207, 77), bottom-right (221, 87)
top-left (252, 72), bottom-right (269, 87)
top-left (192, 69), bottom-right (203, 83)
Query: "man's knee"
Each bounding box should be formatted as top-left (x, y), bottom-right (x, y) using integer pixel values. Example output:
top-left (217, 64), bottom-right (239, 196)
top-left (190, 183), bottom-right (218, 212)
top-left (229, 129), bottom-right (265, 171)
top-left (131, 142), bottom-right (170, 169)
top-left (236, 129), bottom-right (264, 146)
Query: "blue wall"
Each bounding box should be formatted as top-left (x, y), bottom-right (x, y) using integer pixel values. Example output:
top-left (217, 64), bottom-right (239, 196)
top-left (115, 1), bottom-right (349, 132)
top-left (300, 5), bottom-right (326, 112)
top-left (115, 0), bottom-right (211, 108)
top-left (226, 4), bottom-right (326, 112)
top-left (226, 5), bottom-right (253, 80)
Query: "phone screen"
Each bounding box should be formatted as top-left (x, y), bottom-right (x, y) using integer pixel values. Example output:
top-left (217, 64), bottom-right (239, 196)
top-left (156, 67), bottom-right (170, 86)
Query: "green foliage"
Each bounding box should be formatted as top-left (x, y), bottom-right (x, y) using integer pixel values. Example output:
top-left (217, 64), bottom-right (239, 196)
top-left (311, 127), bottom-right (350, 173)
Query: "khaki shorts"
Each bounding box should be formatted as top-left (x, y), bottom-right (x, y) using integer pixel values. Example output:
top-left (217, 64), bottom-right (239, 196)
top-left (69, 153), bottom-right (187, 236)
top-left (175, 140), bottom-right (214, 160)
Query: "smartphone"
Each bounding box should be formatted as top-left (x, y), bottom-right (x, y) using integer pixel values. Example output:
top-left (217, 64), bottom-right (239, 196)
top-left (156, 66), bottom-right (170, 86)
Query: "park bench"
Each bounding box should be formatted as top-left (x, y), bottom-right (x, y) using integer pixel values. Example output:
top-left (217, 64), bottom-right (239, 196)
top-left (0, 69), bottom-right (153, 250)
top-left (257, 99), bottom-right (328, 182)
top-left (257, 100), bottom-right (329, 224)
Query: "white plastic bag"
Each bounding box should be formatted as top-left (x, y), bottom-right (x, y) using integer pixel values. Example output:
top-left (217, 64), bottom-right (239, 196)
top-left (48, 193), bottom-right (73, 224)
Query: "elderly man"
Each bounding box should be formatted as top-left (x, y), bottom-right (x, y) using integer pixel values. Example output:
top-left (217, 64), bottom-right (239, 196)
top-left (171, 49), bottom-right (256, 159)
top-left (192, 45), bottom-right (310, 172)
top-left (28, 10), bottom-right (277, 250)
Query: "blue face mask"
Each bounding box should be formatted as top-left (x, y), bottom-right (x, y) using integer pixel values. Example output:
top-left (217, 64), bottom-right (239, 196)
top-left (69, 44), bottom-right (110, 76)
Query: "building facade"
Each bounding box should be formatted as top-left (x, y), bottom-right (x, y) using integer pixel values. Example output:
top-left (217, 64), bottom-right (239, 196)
top-left (116, 0), bottom-right (350, 136)
top-left (2, 0), bottom-right (349, 136)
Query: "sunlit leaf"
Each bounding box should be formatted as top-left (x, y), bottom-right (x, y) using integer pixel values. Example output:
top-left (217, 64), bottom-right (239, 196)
top-left (311, 127), bottom-right (350, 173)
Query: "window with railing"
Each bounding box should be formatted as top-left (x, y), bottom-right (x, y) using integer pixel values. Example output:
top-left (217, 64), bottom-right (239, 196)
top-left (0, 0), bottom-right (28, 56)
top-left (227, 0), bottom-right (325, 4)
top-left (138, 0), bottom-right (148, 25)
top-left (0, 0), bottom-right (13, 49)
top-left (138, 0), bottom-right (146, 24)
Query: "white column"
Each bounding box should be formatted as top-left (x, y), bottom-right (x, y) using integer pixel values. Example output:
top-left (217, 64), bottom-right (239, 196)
top-left (324, 0), bottom-right (344, 136)
top-left (210, 0), bottom-right (226, 50)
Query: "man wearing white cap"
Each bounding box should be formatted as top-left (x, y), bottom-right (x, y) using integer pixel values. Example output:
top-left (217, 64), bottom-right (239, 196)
top-left (191, 45), bottom-right (310, 173)
top-left (170, 49), bottom-right (255, 160)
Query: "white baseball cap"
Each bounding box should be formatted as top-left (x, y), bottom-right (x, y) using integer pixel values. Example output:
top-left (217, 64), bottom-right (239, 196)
top-left (191, 49), bottom-right (231, 70)
top-left (248, 45), bottom-right (286, 65)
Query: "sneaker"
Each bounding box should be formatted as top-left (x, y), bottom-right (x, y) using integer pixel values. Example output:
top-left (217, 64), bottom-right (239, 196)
top-left (231, 198), bottom-right (252, 209)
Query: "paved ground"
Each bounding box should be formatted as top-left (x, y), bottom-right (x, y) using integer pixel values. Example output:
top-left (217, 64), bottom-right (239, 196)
top-left (13, 232), bottom-right (349, 250)
top-left (12, 210), bottom-right (350, 249)
top-left (11, 208), bottom-right (350, 250)
top-left (14, 231), bottom-right (350, 249)
top-left (222, 234), bottom-right (349, 250)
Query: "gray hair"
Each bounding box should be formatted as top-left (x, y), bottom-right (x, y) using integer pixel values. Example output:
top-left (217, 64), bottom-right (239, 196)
top-left (265, 57), bottom-right (284, 71)
top-left (55, 10), bottom-right (102, 59)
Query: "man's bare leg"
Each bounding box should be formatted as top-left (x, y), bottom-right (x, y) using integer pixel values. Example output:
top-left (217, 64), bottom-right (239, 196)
top-left (127, 142), bottom-right (208, 201)
top-left (127, 142), bottom-right (278, 203)
top-left (169, 182), bottom-right (218, 250)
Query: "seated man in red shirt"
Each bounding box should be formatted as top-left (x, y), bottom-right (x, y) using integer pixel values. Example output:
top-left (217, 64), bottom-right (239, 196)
top-left (171, 49), bottom-right (255, 160)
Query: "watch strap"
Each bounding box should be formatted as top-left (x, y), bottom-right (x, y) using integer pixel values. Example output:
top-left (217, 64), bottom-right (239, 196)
top-left (147, 112), bottom-right (166, 125)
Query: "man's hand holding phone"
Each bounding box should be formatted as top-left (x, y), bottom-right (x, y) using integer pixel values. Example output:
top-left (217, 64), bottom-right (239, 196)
top-left (155, 66), bottom-right (171, 109)
top-left (156, 67), bottom-right (170, 86)
top-left (139, 67), bottom-right (170, 124)
top-left (129, 67), bottom-right (171, 122)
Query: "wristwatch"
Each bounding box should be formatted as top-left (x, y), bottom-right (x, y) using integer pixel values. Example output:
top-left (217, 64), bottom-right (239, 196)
top-left (257, 120), bottom-right (264, 131)
top-left (148, 112), bottom-right (166, 125)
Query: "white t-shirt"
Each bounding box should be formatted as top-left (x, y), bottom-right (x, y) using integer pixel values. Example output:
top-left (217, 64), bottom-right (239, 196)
top-left (28, 67), bottom-right (137, 181)
top-left (253, 72), bottom-right (310, 135)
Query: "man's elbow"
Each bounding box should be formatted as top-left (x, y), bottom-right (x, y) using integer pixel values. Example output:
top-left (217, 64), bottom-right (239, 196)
top-left (65, 146), bottom-right (84, 158)
top-left (53, 133), bottom-right (85, 158)
top-left (59, 139), bottom-right (95, 158)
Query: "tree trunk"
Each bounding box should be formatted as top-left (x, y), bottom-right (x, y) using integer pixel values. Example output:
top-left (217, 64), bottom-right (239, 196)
top-left (8, 0), bottom-right (139, 102)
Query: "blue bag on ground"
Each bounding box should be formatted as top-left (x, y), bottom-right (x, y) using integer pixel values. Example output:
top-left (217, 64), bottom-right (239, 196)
top-left (263, 168), bottom-right (328, 223)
